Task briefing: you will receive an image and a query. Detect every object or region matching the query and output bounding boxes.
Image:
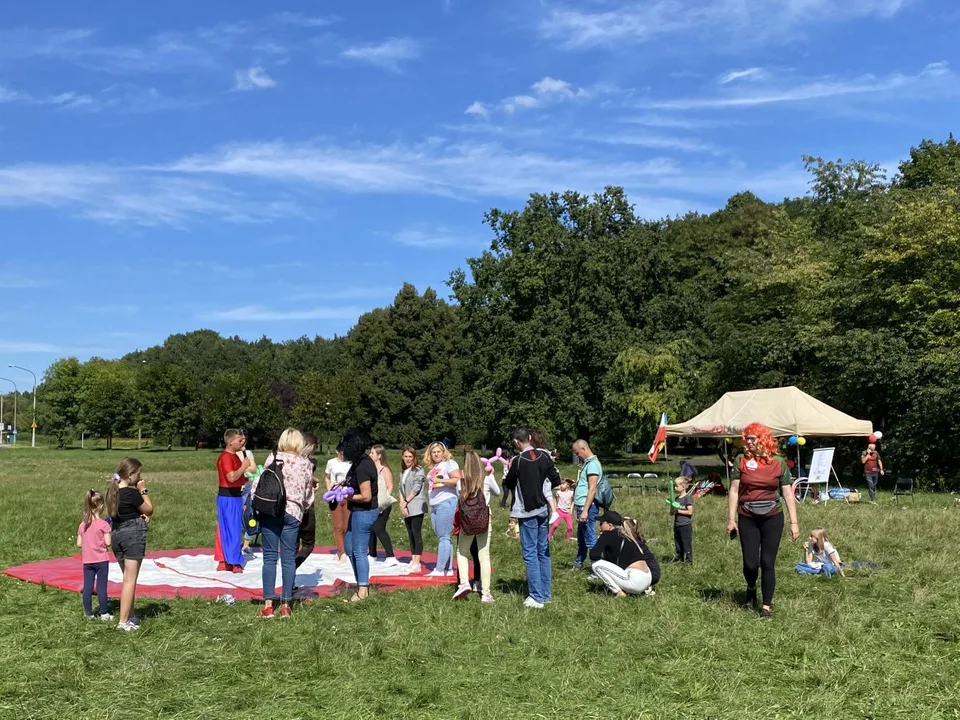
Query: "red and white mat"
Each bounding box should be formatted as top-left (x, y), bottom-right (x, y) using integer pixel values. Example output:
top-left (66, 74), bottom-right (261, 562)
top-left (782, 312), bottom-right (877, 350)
top-left (3, 547), bottom-right (453, 600)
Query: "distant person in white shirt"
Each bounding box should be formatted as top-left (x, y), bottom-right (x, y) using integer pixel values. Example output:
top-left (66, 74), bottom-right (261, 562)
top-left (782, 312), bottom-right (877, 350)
top-left (325, 444), bottom-right (352, 563)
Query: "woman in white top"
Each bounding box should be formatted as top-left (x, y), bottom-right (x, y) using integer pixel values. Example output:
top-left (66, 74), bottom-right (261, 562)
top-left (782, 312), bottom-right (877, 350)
top-left (368, 445), bottom-right (398, 566)
top-left (798, 527), bottom-right (845, 577)
top-left (423, 442), bottom-right (462, 577)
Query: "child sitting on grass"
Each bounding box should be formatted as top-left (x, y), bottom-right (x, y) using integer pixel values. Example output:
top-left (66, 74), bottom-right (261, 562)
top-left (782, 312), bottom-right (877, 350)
top-left (796, 527), bottom-right (845, 577)
top-left (77, 489), bottom-right (113, 621)
top-left (671, 476), bottom-right (694, 564)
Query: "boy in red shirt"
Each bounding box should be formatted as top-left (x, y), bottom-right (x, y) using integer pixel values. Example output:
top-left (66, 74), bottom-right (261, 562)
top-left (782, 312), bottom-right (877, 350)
top-left (216, 429), bottom-right (254, 572)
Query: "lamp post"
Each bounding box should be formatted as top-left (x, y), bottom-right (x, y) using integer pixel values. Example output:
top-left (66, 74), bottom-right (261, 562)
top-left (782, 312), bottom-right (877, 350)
top-left (0, 377), bottom-right (17, 446)
top-left (8, 365), bottom-right (36, 448)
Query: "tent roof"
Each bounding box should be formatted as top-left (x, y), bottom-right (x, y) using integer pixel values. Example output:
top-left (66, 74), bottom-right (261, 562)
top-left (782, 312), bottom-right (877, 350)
top-left (665, 386), bottom-right (873, 438)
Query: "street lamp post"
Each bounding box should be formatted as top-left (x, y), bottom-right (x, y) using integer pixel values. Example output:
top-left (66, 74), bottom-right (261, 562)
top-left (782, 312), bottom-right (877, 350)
top-left (8, 365), bottom-right (36, 448)
top-left (0, 377), bottom-right (17, 446)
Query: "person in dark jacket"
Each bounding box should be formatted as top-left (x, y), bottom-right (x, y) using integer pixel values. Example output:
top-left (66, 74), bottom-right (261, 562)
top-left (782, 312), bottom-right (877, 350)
top-left (503, 428), bottom-right (561, 609)
top-left (589, 510), bottom-right (660, 597)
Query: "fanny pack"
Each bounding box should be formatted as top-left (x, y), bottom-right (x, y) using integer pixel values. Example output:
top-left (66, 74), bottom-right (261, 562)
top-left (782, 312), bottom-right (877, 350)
top-left (741, 500), bottom-right (780, 516)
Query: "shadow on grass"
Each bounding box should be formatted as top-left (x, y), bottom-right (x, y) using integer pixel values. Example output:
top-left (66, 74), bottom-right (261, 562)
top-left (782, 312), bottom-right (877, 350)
top-left (494, 577), bottom-right (530, 596)
top-left (699, 586), bottom-right (754, 609)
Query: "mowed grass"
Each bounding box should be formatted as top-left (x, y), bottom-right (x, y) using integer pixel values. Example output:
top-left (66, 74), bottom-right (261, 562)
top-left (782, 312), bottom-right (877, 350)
top-left (0, 448), bottom-right (959, 720)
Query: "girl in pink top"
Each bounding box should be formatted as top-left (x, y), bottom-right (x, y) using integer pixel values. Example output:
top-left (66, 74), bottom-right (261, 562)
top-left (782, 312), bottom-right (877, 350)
top-left (77, 489), bottom-right (113, 620)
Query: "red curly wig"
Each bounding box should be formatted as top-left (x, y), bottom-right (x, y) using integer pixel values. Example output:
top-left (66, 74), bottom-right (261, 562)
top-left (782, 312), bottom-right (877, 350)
top-left (742, 422), bottom-right (778, 459)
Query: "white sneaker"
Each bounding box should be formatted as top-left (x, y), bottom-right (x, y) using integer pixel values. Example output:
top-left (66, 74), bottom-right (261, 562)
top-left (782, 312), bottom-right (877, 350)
top-left (481, 593), bottom-right (495, 604)
top-left (117, 621), bottom-right (140, 632)
top-left (549, 511), bottom-right (560, 526)
top-left (453, 584), bottom-right (472, 600)
top-left (99, 613), bottom-right (114, 621)
top-left (644, 587), bottom-right (656, 596)
top-left (523, 597), bottom-right (545, 609)
top-left (383, 557), bottom-right (400, 567)
top-left (409, 563), bottom-right (422, 573)
top-left (426, 569), bottom-right (446, 577)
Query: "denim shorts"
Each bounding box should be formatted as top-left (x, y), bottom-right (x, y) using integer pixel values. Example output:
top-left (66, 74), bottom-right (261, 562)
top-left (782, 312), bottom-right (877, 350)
top-left (112, 517), bottom-right (148, 561)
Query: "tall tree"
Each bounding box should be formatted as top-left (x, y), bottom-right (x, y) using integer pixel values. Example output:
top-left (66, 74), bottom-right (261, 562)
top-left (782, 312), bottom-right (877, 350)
top-left (37, 357), bottom-right (84, 447)
top-left (78, 360), bottom-right (135, 449)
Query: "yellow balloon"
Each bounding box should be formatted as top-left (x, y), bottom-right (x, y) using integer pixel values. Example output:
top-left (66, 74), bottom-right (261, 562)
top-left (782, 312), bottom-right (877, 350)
top-left (797, 437), bottom-right (807, 446)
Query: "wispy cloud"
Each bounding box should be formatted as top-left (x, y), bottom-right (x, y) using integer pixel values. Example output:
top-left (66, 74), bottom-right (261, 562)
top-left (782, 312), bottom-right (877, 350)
top-left (648, 62), bottom-right (953, 110)
top-left (719, 67), bottom-right (769, 84)
top-left (271, 12), bottom-right (339, 28)
top-left (470, 75), bottom-right (589, 117)
top-left (393, 226), bottom-right (463, 248)
top-left (540, 0), bottom-right (912, 50)
top-left (465, 101), bottom-right (490, 119)
top-left (0, 133), bottom-right (814, 227)
top-left (234, 66), bottom-right (276, 91)
top-left (0, 341), bottom-right (65, 353)
top-left (340, 37), bottom-right (420, 71)
top-left (201, 305), bottom-right (365, 321)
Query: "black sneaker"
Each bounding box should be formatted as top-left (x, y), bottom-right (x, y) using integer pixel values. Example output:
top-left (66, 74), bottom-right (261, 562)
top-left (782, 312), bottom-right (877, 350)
top-left (759, 607), bottom-right (772, 621)
top-left (742, 587), bottom-right (757, 609)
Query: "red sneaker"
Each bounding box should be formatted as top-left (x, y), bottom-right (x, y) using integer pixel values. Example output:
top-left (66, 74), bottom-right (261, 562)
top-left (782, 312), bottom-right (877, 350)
top-left (256, 605), bottom-right (274, 619)
top-left (216, 562), bottom-right (228, 572)
top-left (278, 605), bottom-right (292, 618)
top-left (231, 565), bottom-right (244, 574)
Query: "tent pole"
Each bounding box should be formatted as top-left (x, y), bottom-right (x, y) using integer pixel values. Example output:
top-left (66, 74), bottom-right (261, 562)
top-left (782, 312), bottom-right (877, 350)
top-left (724, 439), bottom-right (730, 485)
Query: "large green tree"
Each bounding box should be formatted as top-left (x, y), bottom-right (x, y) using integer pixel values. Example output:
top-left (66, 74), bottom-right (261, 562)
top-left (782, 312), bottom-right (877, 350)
top-left (78, 360), bottom-right (135, 449)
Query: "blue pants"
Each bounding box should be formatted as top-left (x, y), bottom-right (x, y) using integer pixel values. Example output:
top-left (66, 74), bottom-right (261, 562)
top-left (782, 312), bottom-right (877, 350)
top-left (259, 513), bottom-right (301, 602)
top-left (216, 495), bottom-right (245, 567)
top-left (574, 503), bottom-right (598, 565)
top-left (430, 501), bottom-right (456, 573)
top-left (519, 513), bottom-right (552, 603)
top-left (346, 506), bottom-right (379, 586)
top-left (82, 561), bottom-right (109, 616)
top-left (796, 562), bottom-right (838, 576)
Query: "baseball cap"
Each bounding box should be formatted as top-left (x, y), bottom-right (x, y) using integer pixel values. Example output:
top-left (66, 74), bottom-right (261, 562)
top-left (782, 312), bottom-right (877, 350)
top-left (597, 510), bottom-right (623, 526)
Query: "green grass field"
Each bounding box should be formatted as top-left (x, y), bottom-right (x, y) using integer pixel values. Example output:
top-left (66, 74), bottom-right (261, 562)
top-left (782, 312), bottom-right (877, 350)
top-left (0, 447), bottom-right (958, 719)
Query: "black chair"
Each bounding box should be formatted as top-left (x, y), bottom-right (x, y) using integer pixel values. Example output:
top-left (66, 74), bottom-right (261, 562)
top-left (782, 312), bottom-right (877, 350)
top-left (893, 477), bottom-right (913, 504)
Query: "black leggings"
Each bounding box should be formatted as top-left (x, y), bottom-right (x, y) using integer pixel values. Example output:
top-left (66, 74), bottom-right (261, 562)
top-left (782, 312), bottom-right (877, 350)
top-left (295, 504), bottom-right (316, 569)
top-left (405, 514), bottom-right (424, 555)
top-left (369, 505), bottom-right (395, 558)
top-left (738, 511), bottom-right (784, 606)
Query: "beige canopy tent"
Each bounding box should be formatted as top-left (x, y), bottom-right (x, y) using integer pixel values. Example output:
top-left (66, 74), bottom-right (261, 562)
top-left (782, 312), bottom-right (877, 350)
top-left (666, 386), bottom-right (873, 438)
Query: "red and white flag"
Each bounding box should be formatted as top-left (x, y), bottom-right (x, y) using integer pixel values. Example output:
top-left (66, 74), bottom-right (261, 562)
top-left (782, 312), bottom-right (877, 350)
top-left (648, 412), bottom-right (668, 463)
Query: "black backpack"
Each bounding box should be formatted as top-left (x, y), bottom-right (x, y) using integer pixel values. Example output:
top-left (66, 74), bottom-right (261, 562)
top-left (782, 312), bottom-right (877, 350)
top-left (458, 490), bottom-right (490, 536)
top-left (253, 454), bottom-right (286, 519)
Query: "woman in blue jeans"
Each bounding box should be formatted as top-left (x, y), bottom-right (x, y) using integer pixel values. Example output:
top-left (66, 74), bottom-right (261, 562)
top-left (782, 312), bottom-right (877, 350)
top-left (342, 430), bottom-right (379, 602)
top-left (423, 442), bottom-right (462, 577)
top-left (253, 428), bottom-right (315, 619)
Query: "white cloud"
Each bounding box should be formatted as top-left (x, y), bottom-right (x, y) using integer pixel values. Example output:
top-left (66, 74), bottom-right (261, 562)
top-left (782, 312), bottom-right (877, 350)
top-left (271, 12), bottom-right (338, 28)
top-left (719, 67), bottom-right (769, 84)
top-left (649, 62), bottom-right (954, 110)
top-left (588, 133), bottom-right (716, 153)
top-left (0, 341), bottom-right (64, 353)
top-left (474, 76), bottom-right (589, 117)
top-left (540, 0), bottom-right (912, 49)
top-left (234, 66), bottom-right (276, 91)
top-left (340, 37), bottom-right (420, 71)
top-left (503, 94), bottom-right (540, 114)
top-left (465, 101), bottom-right (490, 118)
top-left (201, 305), bottom-right (365, 321)
top-left (393, 227), bottom-right (462, 248)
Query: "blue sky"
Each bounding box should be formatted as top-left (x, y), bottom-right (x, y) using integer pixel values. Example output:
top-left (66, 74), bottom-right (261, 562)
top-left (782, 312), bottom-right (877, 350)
top-left (1, 0), bottom-right (957, 382)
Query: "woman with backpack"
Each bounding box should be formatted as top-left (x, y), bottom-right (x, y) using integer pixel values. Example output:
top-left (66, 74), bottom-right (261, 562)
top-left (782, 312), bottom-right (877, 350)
top-left (453, 452), bottom-right (498, 603)
top-left (252, 428), bottom-right (315, 619)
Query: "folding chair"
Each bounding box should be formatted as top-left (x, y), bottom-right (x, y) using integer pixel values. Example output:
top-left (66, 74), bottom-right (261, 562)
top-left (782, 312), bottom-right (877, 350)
top-left (893, 477), bottom-right (913, 504)
top-left (608, 473), bottom-right (624, 495)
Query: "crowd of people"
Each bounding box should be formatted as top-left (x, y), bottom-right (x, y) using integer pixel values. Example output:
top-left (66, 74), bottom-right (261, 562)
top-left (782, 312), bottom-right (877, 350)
top-left (76, 421), bottom-right (861, 629)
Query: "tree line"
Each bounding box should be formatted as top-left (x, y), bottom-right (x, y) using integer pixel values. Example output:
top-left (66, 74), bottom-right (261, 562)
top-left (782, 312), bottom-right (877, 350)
top-left (33, 136), bottom-right (960, 487)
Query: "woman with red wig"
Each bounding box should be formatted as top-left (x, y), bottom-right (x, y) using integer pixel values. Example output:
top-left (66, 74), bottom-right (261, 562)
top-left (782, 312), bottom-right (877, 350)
top-left (726, 422), bottom-right (799, 620)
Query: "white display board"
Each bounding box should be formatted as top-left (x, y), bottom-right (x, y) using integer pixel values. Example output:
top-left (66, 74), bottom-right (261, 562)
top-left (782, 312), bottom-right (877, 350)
top-left (807, 447), bottom-right (836, 485)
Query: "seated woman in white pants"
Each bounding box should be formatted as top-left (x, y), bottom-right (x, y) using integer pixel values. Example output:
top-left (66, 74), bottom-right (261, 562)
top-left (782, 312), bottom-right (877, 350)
top-left (589, 510), bottom-right (661, 597)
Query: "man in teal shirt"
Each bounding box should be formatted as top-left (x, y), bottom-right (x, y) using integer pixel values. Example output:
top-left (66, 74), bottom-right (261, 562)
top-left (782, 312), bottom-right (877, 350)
top-left (571, 439), bottom-right (601, 569)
